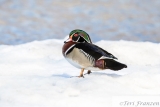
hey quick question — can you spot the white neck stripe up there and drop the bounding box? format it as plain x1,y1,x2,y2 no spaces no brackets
65,44,76,56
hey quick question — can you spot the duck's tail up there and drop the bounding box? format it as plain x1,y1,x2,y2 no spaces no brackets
104,59,127,71
95,59,127,71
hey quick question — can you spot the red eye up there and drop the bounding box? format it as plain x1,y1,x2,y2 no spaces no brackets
74,34,78,37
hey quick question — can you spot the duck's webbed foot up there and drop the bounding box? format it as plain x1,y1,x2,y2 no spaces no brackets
84,70,92,75
87,70,92,74
77,74,84,78
70,68,85,78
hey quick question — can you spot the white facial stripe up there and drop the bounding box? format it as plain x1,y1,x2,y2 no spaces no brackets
76,36,80,42
81,36,90,43
65,44,76,56
70,32,76,37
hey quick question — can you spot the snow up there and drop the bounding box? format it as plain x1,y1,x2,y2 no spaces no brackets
0,39,160,107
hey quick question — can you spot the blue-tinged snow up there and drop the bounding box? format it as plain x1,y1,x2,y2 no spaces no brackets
0,39,160,107
0,0,160,45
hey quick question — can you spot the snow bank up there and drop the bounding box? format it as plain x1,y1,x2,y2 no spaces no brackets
0,39,160,107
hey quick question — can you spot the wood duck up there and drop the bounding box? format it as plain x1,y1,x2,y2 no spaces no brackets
62,30,127,78
68,29,93,75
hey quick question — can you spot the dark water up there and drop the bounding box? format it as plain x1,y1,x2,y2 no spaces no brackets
0,0,160,45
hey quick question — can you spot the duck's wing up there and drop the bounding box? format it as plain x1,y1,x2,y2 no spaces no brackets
93,45,118,59
75,43,117,60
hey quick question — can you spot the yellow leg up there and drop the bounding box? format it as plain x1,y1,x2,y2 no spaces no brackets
78,68,85,78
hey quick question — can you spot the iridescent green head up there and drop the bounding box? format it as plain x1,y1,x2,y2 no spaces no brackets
69,29,92,43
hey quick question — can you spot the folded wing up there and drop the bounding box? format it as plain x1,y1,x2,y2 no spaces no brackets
75,43,117,60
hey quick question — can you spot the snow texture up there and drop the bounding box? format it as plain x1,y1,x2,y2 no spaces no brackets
0,39,160,107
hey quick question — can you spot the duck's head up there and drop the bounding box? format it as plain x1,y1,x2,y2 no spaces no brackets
64,29,92,43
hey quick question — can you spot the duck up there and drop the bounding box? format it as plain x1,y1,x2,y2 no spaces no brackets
62,30,127,78
68,29,93,75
